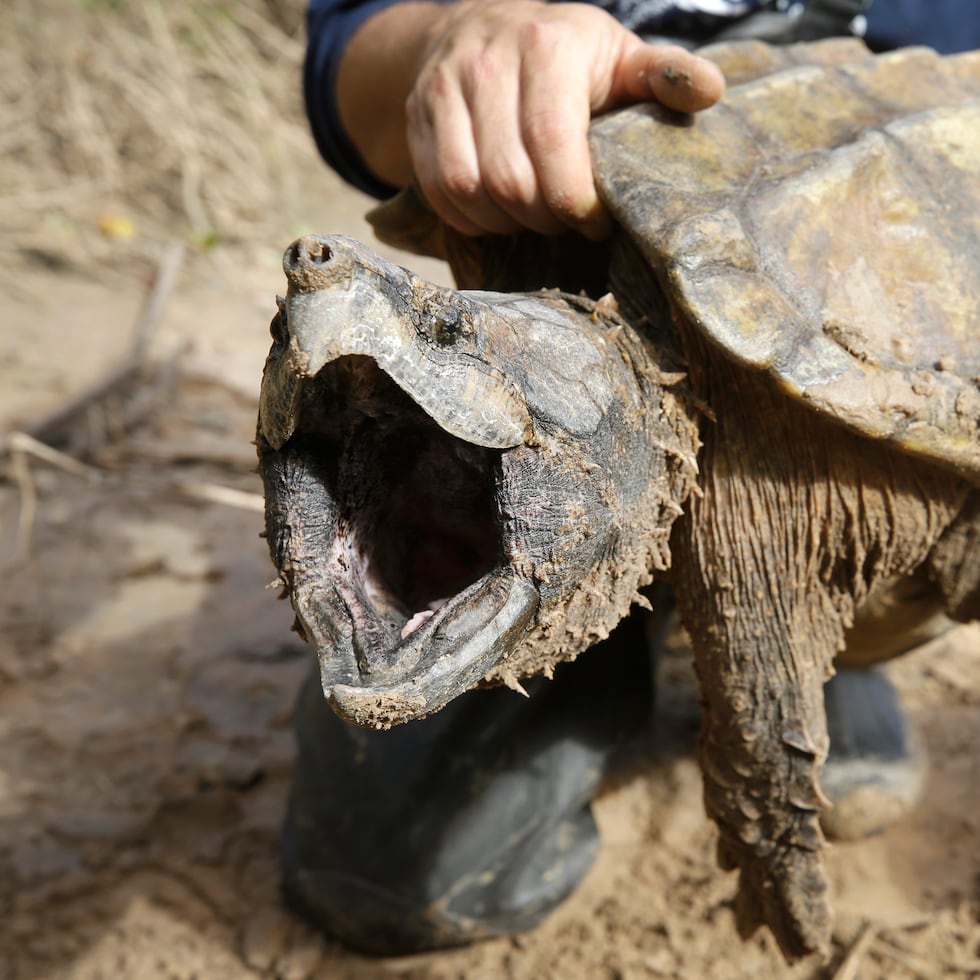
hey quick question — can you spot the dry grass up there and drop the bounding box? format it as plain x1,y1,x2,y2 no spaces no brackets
0,0,316,278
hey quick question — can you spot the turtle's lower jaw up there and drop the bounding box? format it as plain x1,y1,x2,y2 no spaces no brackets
319,569,538,728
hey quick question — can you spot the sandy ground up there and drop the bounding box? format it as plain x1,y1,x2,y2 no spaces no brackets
2,3,979,979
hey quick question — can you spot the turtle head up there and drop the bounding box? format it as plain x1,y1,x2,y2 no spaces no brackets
257,235,692,728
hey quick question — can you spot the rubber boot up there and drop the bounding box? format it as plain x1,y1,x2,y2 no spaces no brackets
821,666,926,840
822,570,953,839
281,613,654,955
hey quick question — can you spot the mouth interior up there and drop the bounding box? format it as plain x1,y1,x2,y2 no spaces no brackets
301,355,504,637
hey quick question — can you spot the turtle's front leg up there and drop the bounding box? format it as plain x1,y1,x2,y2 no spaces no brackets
668,362,846,959
672,494,840,959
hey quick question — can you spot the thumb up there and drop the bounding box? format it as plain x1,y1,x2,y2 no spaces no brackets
614,42,726,113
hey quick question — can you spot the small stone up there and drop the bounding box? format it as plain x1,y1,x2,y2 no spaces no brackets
275,933,327,980
240,907,294,972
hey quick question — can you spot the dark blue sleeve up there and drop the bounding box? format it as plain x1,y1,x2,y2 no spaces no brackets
864,0,980,54
304,0,405,199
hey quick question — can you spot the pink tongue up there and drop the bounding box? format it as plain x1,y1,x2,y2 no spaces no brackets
400,609,435,639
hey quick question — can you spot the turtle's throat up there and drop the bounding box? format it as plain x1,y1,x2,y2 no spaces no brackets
332,391,505,660
290,355,530,687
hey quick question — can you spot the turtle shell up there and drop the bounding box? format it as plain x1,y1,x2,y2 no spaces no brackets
592,43,980,479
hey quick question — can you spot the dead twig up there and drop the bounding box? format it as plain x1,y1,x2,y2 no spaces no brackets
11,360,143,456
170,479,264,512
0,241,184,459
6,433,104,481
105,436,258,471
0,242,184,566
7,432,265,520
8,445,38,564
2,432,104,567
875,936,945,980
832,921,878,980
133,241,186,358
96,346,187,453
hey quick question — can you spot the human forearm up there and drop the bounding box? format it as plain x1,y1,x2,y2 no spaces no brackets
336,1,449,188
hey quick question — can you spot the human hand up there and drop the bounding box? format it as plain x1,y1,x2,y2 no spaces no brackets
404,0,725,238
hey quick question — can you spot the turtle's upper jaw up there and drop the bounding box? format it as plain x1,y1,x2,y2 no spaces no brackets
268,235,533,452
258,235,541,727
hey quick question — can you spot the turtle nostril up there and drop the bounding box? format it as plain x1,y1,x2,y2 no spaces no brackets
285,238,333,270
284,241,302,269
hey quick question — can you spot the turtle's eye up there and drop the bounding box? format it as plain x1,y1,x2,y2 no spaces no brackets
430,310,461,346
415,296,472,347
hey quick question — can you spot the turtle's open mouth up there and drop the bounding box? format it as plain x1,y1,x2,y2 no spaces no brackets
326,356,503,640
262,351,539,727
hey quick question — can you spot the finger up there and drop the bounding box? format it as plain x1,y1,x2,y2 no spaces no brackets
615,43,726,113
466,59,567,235
406,88,484,236
519,51,612,239
407,68,519,236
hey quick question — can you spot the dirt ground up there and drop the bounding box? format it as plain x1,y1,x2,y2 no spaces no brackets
1,3,978,979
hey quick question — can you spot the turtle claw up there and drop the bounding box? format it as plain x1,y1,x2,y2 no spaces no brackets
705,736,833,960
733,848,832,961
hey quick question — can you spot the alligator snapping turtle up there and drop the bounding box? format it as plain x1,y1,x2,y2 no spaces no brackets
258,41,980,959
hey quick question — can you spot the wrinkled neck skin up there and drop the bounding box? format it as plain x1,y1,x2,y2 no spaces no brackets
257,235,697,728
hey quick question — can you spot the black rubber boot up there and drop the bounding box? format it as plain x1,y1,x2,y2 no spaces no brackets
282,613,654,955
821,666,925,841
